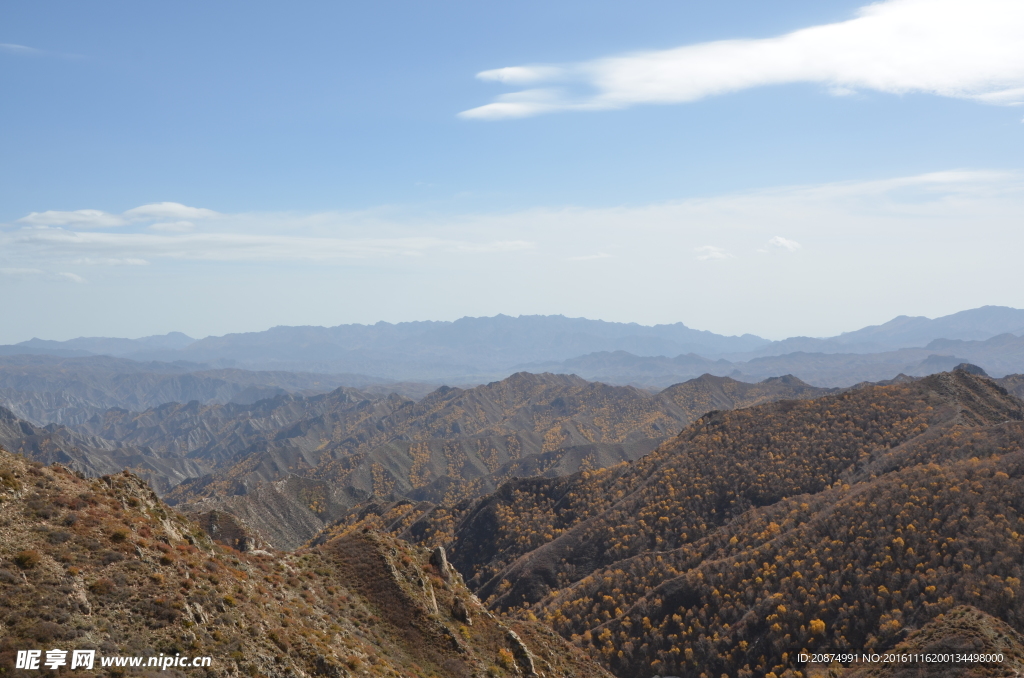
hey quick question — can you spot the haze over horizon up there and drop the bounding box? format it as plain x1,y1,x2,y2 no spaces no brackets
7,305,1024,347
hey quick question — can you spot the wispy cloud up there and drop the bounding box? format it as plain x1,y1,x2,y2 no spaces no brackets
148,221,196,233
453,240,534,254
0,43,43,56
3,228,534,264
0,267,89,284
0,42,83,60
0,267,45,277
4,171,1021,277
3,170,1024,340
72,258,149,266
18,203,219,229
461,0,1024,119
567,253,612,261
767,236,802,252
694,246,732,261
124,203,218,222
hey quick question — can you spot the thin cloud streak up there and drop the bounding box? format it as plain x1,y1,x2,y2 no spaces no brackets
4,170,1021,272
0,43,43,55
3,228,535,263
694,246,732,261
768,236,802,252
18,203,219,229
461,0,1024,119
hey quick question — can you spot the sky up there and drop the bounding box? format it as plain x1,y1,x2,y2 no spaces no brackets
2,0,1023,343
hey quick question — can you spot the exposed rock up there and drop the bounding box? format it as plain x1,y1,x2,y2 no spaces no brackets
193,509,264,552
430,545,450,580
505,628,538,677
452,597,472,625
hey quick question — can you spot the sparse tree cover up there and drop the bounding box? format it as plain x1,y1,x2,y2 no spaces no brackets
0,449,611,678
162,372,831,549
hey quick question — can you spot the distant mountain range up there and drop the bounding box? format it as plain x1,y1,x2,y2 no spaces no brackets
2,306,1024,398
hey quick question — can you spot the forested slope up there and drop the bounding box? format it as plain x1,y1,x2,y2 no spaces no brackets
341,368,1024,678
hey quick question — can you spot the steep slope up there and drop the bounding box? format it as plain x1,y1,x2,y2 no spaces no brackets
659,373,834,418
0,447,611,678
167,372,682,500
366,368,1024,678
442,373,988,605
998,374,1024,400
75,386,406,467
166,373,689,549
0,406,204,494
843,606,1024,678
0,354,383,426
164,373,830,550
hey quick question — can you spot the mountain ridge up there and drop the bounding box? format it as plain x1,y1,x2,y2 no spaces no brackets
3,307,1021,388
327,367,1024,678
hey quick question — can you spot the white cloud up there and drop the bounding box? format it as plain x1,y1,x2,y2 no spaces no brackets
123,202,219,221
72,258,149,266
477,66,562,85
149,221,197,232
694,245,732,261
1,229,535,263
3,171,1022,292
767,236,802,252
17,202,219,229
58,272,86,283
0,267,45,277
460,0,1024,119
19,209,127,229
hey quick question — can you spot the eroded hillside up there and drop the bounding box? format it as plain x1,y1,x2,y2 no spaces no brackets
0,447,610,678
163,372,830,549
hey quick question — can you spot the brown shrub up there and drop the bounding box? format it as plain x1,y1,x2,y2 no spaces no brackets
14,550,41,569
32,621,66,643
88,578,115,595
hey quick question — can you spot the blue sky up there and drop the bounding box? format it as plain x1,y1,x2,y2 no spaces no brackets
2,0,1023,343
